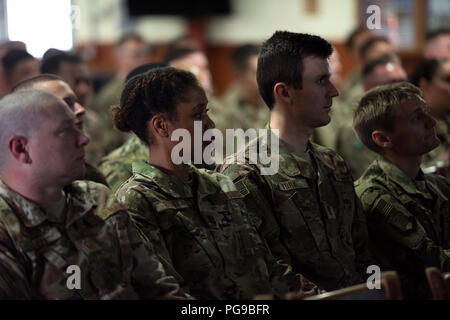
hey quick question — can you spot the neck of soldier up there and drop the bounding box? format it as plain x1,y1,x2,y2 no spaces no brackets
1,169,64,207
383,152,422,180
149,145,190,181
269,108,311,154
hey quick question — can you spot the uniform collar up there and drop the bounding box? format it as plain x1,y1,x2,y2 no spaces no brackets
377,158,432,199
132,161,194,198
261,124,321,179
132,161,221,200
0,180,95,228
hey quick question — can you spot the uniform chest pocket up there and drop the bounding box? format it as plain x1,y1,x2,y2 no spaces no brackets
160,210,223,269
331,177,356,223
274,179,310,228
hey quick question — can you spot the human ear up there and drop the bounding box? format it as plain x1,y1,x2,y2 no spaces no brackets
150,114,169,138
8,136,31,164
273,82,291,104
372,130,392,149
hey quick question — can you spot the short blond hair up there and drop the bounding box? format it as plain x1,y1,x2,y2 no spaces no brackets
353,82,424,154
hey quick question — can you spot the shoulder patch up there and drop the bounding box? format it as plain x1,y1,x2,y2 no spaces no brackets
235,180,250,197
373,198,414,234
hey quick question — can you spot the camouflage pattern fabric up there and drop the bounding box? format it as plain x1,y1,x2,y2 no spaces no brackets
83,108,108,166
116,162,318,299
98,135,148,193
215,84,269,132
217,130,374,291
0,179,185,300
335,122,378,180
355,158,450,299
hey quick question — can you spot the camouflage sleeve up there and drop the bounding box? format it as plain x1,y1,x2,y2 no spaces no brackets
114,187,187,288
98,160,134,194
359,186,450,272
0,229,32,299
88,182,189,299
352,195,377,277
105,211,190,299
219,163,293,266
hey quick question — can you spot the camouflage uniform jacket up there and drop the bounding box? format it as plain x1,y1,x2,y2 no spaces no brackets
355,159,450,298
99,135,148,193
115,162,313,299
0,180,183,299
216,84,269,132
89,76,130,154
218,130,374,291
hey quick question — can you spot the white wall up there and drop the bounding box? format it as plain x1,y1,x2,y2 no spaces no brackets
73,0,358,44
208,0,358,44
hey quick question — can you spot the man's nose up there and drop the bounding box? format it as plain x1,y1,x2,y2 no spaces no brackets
74,102,86,118
78,131,90,147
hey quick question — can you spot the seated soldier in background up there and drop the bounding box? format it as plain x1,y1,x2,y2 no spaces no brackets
114,67,319,299
90,33,151,155
353,82,450,299
218,31,375,292
98,62,167,192
339,26,374,109
336,54,407,179
423,28,450,61
218,44,268,132
0,90,186,299
11,74,108,186
0,41,26,98
40,49,106,165
411,59,450,179
1,49,39,93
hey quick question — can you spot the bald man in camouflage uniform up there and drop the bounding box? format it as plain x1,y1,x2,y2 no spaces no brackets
353,82,450,299
0,91,185,299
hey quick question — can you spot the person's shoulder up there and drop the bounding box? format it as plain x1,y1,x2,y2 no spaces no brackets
115,172,164,207
196,167,239,192
0,196,22,240
68,180,127,221
311,142,353,178
195,167,245,204
425,173,450,196
68,180,112,199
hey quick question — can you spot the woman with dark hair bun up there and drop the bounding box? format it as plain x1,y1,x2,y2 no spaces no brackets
411,59,450,177
113,66,317,300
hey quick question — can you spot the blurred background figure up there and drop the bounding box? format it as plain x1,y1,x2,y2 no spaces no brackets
1,48,39,94
362,54,408,90
359,36,398,66
41,49,105,165
163,46,214,97
423,29,450,61
0,41,26,97
335,55,408,179
329,46,344,91
90,32,151,155
339,26,374,106
217,43,268,133
411,58,450,179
